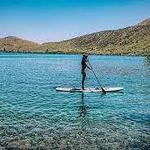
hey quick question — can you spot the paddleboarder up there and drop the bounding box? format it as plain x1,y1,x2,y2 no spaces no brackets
81,54,91,90
56,54,122,93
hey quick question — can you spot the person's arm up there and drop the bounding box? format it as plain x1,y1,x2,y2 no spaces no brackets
86,61,92,70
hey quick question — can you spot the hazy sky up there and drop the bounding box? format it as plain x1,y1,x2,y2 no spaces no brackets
0,0,150,43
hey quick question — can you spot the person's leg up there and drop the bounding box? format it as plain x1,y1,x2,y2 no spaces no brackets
82,73,86,90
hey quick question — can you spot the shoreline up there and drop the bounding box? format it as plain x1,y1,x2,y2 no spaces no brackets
0,50,149,57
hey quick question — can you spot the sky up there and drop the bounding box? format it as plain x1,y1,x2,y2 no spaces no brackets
0,0,150,43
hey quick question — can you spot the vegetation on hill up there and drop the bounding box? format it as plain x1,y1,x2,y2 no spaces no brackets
0,19,150,55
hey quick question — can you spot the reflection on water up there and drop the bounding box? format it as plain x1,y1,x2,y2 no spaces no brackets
78,92,88,118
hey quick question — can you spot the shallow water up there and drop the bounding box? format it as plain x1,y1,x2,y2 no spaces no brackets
0,53,149,149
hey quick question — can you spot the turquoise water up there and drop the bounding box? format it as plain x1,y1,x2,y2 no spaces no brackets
0,53,149,149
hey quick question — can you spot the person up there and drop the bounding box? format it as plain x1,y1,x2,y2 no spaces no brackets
81,54,91,90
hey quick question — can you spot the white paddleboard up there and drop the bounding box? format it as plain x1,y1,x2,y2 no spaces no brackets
56,87,123,93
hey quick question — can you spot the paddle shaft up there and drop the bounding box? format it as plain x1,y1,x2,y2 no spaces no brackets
88,62,106,93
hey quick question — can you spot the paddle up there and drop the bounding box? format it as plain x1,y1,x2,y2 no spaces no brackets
88,62,106,94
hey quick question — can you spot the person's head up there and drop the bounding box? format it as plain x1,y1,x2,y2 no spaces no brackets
83,54,88,59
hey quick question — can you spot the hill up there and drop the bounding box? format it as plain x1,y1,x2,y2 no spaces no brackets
0,36,40,52
0,19,150,55
39,18,150,55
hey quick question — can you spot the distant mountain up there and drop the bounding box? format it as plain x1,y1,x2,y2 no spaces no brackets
0,19,150,55
0,36,40,52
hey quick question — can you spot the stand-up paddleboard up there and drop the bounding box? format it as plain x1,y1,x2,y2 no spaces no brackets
56,87,123,93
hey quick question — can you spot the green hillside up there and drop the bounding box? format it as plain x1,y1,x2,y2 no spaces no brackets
39,19,150,55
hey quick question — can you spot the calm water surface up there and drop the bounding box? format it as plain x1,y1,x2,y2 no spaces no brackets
0,53,149,149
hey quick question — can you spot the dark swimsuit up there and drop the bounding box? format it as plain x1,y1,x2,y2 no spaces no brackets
81,57,87,75
81,56,88,89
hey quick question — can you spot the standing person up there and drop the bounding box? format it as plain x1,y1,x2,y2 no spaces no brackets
81,54,91,90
